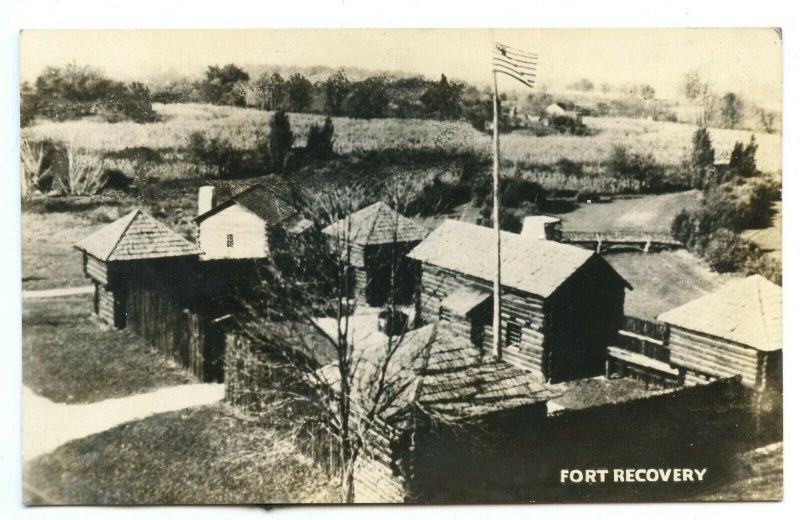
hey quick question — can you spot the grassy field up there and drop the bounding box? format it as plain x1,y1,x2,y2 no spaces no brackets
558,190,703,234
24,403,336,504
22,103,782,174
23,294,194,403
21,207,135,290
606,250,730,319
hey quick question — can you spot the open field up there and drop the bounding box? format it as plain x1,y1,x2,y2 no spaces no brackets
559,190,703,233
24,403,336,504
605,250,730,319
21,208,134,290
23,294,194,403
23,103,782,174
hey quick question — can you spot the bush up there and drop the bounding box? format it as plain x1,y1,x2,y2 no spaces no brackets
306,116,336,161
269,111,294,174
59,148,108,195
702,230,759,273
186,131,246,178
607,145,664,192
406,176,471,216
555,158,583,177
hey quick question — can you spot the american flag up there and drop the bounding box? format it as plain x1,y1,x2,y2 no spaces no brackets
492,42,537,88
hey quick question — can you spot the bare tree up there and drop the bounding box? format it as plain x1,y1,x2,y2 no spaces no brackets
231,183,437,502
682,70,715,127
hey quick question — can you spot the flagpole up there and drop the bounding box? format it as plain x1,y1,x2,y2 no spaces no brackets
491,71,502,359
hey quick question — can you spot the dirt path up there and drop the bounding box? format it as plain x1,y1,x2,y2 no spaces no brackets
23,383,225,461
22,286,94,299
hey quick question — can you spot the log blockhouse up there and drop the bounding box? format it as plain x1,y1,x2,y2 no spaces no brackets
408,219,632,383
75,209,229,382
322,202,426,307
657,275,782,393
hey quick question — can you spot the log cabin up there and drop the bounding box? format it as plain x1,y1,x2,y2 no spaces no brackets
657,275,782,392
407,219,632,383
194,177,311,260
322,202,426,306
75,209,229,381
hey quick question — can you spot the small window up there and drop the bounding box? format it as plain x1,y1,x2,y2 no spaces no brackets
226,234,234,247
439,306,453,322
506,321,522,347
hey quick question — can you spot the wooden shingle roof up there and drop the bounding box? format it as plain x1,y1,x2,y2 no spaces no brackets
324,323,551,425
75,209,201,261
409,219,630,298
657,275,782,352
194,177,298,225
322,202,426,246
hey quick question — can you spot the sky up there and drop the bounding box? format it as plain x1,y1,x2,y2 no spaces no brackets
20,28,782,110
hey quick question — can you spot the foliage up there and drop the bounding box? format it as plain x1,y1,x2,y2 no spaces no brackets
187,131,246,178
460,85,494,132
59,147,108,195
323,70,351,116
607,145,664,192
685,127,715,189
269,111,295,174
20,139,55,197
568,78,594,92
27,64,157,123
306,116,336,161
420,74,465,120
286,73,313,113
727,135,760,180
555,158,583,177
254,72,287,111
719,92,744,129
200,64,250,106
346,77,389,119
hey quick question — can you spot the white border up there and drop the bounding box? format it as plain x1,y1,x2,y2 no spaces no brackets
2,1,797,519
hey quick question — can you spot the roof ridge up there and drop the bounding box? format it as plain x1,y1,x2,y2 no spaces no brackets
107,209,141,260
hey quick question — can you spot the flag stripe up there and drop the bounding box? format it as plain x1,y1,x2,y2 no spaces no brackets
493,52,538,68
492,56,537,74
492,64,536,82
496,43,538,59
494,48,539,62
493,42,537,88
493,68,534,88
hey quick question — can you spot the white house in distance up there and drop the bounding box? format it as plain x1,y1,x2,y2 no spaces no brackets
194,177,310,260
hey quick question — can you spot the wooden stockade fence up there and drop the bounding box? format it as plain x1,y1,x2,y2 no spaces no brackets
616,315,670,362
562,230,683,254
126,280,224,382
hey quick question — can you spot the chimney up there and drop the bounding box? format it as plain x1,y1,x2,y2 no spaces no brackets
520,216,562,241
198,186,216,216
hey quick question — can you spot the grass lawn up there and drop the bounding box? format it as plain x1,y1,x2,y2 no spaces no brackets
558,190,703,234
23,294,194,403
605,250,730,319
23,403,337,505
741,200,782,260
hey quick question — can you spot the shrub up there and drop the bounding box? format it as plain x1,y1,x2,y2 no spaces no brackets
701,230,758,273
186,131,246,178
607,145,664,192
306,116,336,161
728,136,759,179
20,140,54,197
59,148,108,195
269,111,294,174
555,158,583,177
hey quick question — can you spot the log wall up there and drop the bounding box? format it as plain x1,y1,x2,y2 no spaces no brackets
669,326,760,388
419,263,547,376
125,277,224,382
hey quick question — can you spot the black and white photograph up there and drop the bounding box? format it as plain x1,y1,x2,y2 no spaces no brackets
15,25,784,506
